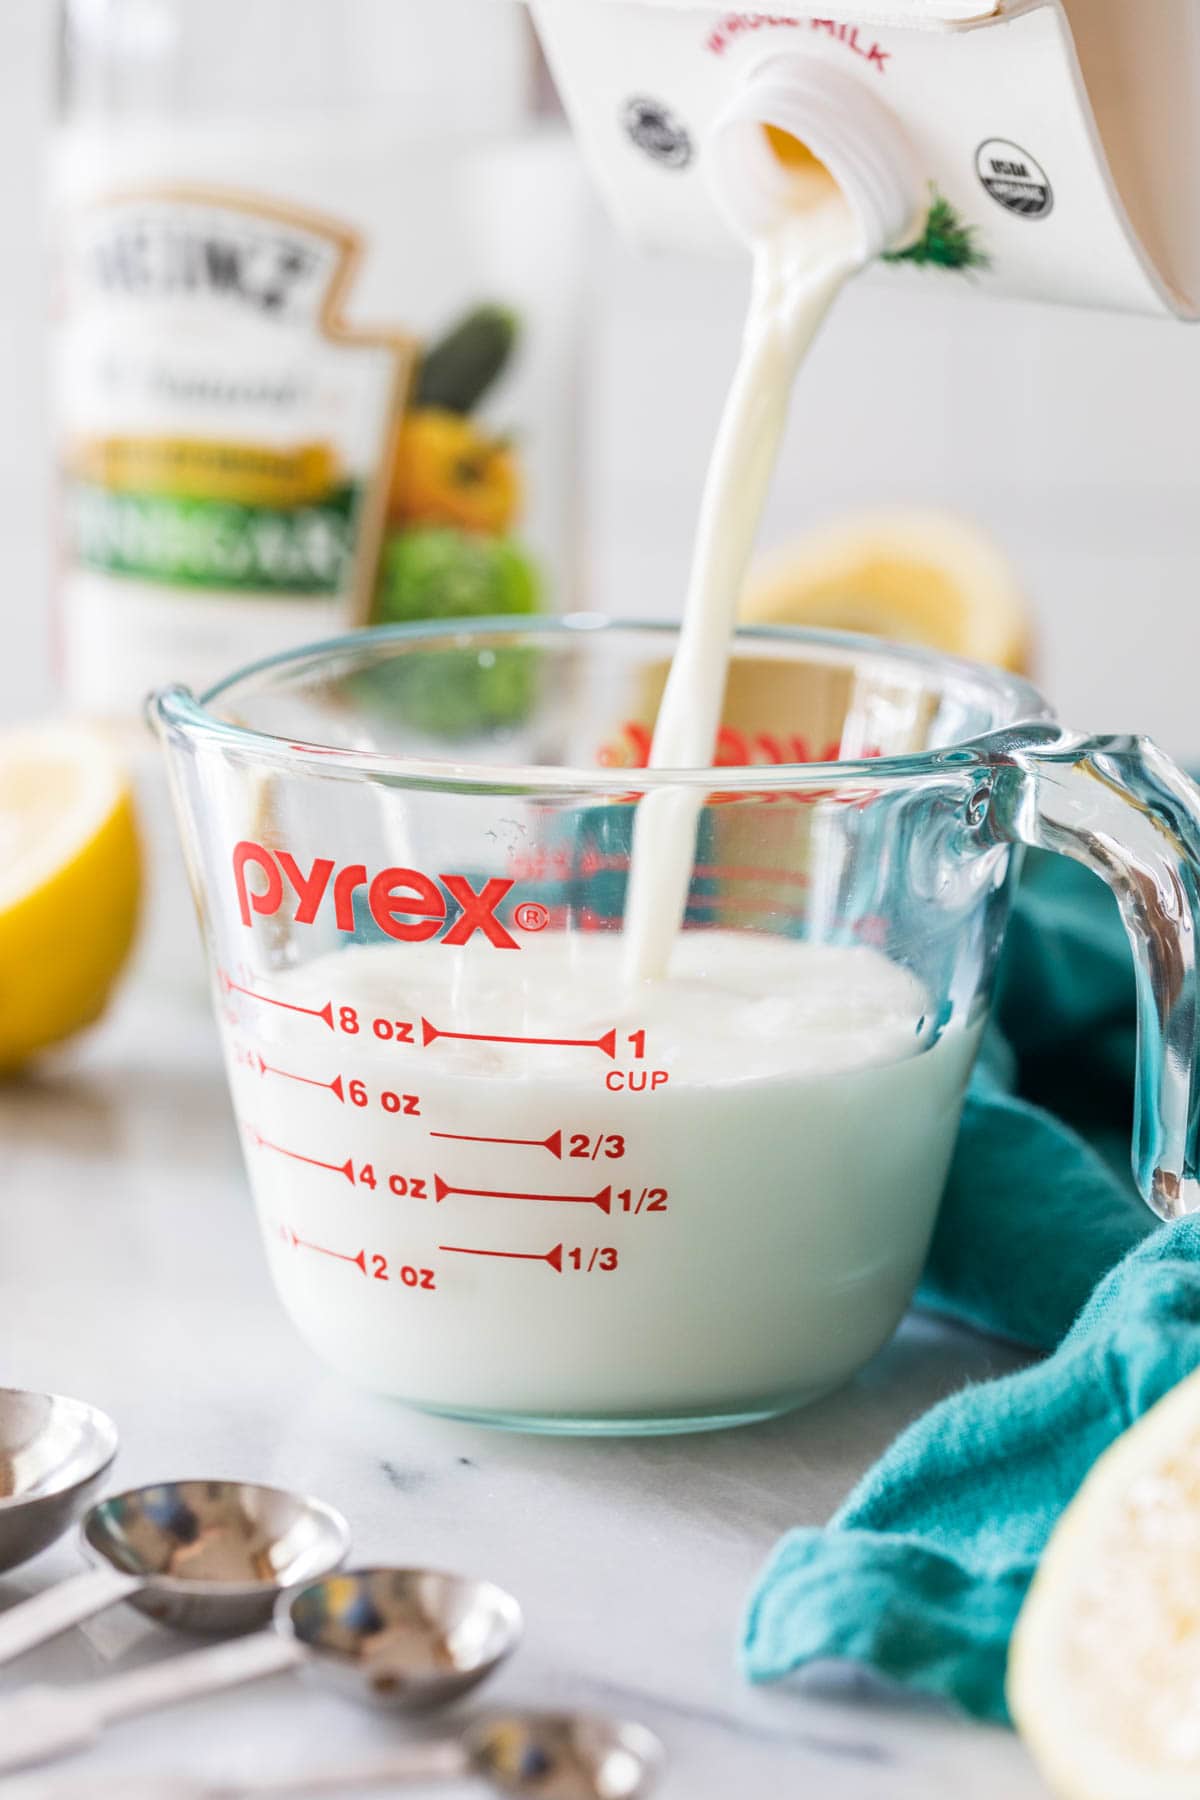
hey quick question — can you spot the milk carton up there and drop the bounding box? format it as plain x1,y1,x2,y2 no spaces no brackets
529,0,1200,317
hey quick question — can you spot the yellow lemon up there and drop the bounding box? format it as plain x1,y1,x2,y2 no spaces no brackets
0,723,141,1073
741,507,1033,674
1008,1365,1200,1799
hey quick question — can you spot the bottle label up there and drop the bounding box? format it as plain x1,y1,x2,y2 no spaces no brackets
55,174,549,715
56,188,413,679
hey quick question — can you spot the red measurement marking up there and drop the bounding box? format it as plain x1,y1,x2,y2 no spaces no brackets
220,969,334,1030
256,1055,345,1102
439,1242,564,1273
421,1018,617,1059
245,1125,354,1183
429,1128,563,1159
287,1228,366,1273
434,1175,611,1213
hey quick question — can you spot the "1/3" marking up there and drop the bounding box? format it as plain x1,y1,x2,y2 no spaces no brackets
438,1242,619,1274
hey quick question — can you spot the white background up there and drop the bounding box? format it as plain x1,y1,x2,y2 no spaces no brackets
3,0,1200,757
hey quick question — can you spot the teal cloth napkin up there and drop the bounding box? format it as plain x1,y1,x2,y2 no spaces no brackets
743,852,1200,1721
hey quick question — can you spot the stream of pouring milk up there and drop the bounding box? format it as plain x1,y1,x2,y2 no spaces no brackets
623,187,863,980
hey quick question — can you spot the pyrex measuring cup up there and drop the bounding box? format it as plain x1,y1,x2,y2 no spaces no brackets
151,619,1200,1433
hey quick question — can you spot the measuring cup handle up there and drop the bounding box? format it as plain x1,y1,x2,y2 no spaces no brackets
987,732,1200,1219
0,1562,141,1667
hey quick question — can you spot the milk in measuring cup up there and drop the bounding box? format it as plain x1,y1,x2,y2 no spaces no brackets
223,933,977,1423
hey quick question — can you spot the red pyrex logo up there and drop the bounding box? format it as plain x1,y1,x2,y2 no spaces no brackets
233,840,530,949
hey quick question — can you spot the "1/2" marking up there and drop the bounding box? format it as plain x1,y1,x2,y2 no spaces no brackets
433,1175,612,1212
617,1187,668,1214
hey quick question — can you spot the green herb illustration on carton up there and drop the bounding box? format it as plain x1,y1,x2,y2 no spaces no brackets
883,188,990,272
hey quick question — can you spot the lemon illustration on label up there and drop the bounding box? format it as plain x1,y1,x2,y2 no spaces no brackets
1009,1364,1200,1798
0,723,141,1072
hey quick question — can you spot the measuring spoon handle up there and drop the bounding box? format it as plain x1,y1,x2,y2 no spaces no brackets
229,1741,469,1794
0,1563,142,1667
0,1633,303,1777
8,1739,470,1797
91,1629,303,1727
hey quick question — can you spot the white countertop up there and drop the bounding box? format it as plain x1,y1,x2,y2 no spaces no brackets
0,979,1055,1799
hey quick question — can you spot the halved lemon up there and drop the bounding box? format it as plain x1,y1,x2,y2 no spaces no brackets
1008,1365,1200,1798
0,722,141,1073
741,507,1032,673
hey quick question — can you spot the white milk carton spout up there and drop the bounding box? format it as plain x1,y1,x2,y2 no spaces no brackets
528,0,1200,318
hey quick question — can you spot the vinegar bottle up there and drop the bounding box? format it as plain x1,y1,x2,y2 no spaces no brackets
53,0,586,715
52,0,586,982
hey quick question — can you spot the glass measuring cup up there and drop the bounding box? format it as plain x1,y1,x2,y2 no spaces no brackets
151,619,1200,1433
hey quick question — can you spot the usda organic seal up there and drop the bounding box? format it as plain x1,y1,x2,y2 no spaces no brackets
976,139,1053,219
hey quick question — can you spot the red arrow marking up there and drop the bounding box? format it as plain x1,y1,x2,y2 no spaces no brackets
439,1242,564,1273
257,1056,345,1102
220,970,334,1030
245,1126,354,1183
434,1175,610,1213
288,1229,366,1273
429,1129,563,1159
421,1018,616,1059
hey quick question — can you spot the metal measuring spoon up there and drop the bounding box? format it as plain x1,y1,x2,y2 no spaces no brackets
0,1567,522,1777
233,1714,664,1797
0,1479,349,1666
457,1712,664,1798
18,1711,665,1799
0,1388,118,1575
